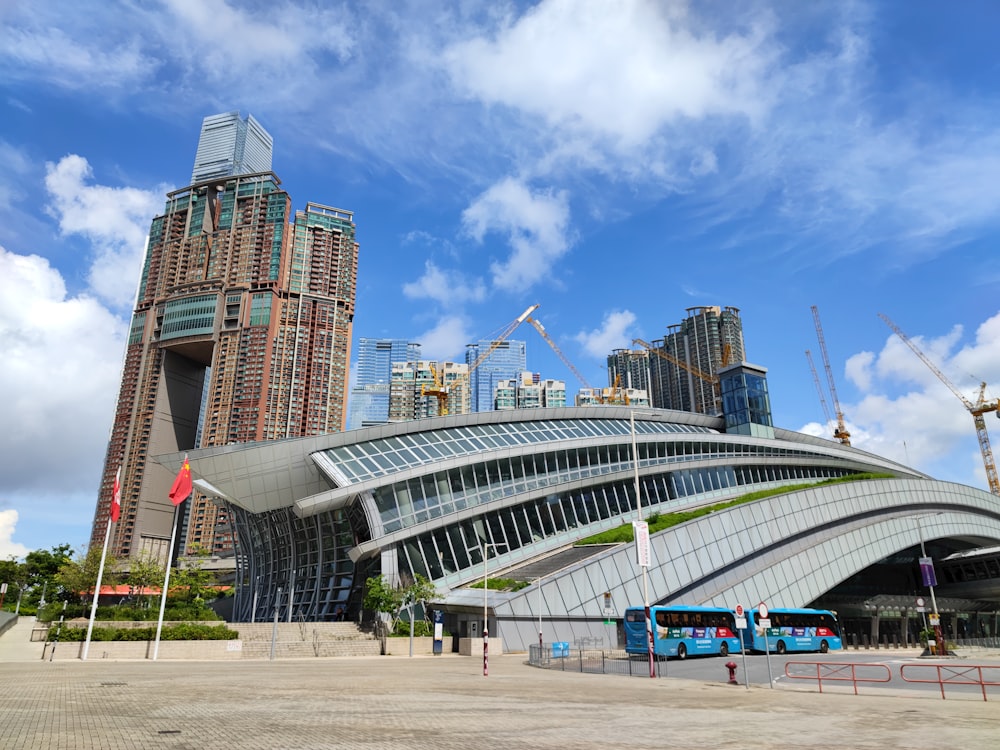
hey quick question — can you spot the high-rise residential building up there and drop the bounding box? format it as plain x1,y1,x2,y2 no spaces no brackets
648,306,745,415
348,338,422,429
90,114,358,563
388,360,470,421
191,111,273,184
465,340,527,413
495,373,567,410
607,348,650,393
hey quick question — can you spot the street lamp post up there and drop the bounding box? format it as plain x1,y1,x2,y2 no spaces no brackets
915,515,945,655
630,410,656,678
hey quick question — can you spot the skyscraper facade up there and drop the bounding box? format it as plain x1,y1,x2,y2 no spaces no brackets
465,340,527,413
348,339,421,429
607,348,650,393
91,114,358,563
648,306,745,415
191,111,273,184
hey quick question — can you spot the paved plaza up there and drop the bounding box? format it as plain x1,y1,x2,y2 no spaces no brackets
2,618,998,749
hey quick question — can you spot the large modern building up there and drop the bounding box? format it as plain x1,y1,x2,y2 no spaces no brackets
465,340,527,413
190,111,273,184
649,305,746,415
161,398,1000,652
91,113,358,563
348,339,422,429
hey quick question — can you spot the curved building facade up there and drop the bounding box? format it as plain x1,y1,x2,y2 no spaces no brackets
170,407,1000,650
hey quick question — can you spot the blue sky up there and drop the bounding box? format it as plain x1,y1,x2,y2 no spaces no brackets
1,0,998,559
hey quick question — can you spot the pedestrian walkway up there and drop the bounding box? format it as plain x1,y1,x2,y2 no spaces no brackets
0,616,46,662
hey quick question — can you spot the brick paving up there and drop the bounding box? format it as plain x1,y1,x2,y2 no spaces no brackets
2,617,998,749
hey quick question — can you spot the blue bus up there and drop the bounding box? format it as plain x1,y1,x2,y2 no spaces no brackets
624,605,742,660
740,608,842,654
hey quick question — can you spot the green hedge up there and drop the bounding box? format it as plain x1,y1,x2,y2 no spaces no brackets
48,623,239,642
38,602,222,624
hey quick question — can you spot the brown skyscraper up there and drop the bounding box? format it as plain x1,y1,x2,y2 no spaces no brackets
90,115,357,563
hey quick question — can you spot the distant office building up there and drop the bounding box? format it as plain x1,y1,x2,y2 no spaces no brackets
574,387,649,407
389,361,470,421
90,113,357,563
648,306,745,415
348,339,422,429
465,340,527,413
607,348,650,393
191,111,273,184
495,372,566,409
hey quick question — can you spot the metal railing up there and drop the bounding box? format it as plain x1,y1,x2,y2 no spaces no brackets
529,645,667,678
784,661,891,695
900,663,1000,701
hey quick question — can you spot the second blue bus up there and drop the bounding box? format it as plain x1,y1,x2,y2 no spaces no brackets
740,608,842,654
624,605,742,659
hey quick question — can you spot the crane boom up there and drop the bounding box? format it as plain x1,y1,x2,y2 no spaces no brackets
810,306,851,446
879,313,1000,495
527,316,591,390
805,349,833,426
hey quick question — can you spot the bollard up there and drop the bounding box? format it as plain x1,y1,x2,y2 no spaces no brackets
725,661,738,685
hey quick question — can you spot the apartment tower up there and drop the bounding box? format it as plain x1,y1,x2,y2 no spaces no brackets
648,306,746,415
90,113,358,563
347,338,422,429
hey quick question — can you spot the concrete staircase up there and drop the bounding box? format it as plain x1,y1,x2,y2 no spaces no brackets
233,621,382,659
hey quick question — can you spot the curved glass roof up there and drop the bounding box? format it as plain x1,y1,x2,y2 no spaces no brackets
315,417,715,486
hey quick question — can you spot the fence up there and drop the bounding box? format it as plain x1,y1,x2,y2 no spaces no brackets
529,644,668,678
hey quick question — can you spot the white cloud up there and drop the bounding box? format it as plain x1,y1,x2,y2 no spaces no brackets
462,177,572,291
574,310,638,359
0,246,126,501
0,510,30,560
44,155,162,309
816,310,1000,490
402,261,487,305
416,315,476,362
444,0,774,148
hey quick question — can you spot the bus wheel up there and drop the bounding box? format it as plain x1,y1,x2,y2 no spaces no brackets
719,642,729,657
677,643,687,660
776,640,786,655
820,640,829,654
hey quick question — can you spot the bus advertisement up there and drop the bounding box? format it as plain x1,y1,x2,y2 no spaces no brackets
740,608,842,654
624,605,742,660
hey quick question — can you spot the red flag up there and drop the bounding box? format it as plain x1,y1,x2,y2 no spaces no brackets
168,456,192,505
110,467,122,522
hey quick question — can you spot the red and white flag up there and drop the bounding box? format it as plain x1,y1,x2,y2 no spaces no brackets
168,455,193,505
110,467,122,522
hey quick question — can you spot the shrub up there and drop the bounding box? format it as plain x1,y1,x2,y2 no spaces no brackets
48,623,238,642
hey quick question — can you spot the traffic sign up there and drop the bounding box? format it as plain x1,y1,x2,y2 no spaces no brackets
758,602,768,619
734,603,744,618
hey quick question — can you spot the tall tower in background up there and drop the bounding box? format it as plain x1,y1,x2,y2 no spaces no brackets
464,340,527,413
607,348,650,393
649,306,745,415
90,113,358,563
191,111,273,184
348,338,422,429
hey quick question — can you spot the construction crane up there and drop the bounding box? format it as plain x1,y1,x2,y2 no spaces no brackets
810,306,851,446
632,337,720,414
423,304,539,416
879,313,1000,496
805,349,834,428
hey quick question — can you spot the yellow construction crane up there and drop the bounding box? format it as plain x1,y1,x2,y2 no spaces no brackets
810,306,851,446
631,337,720,414
423,304,539,416
805,349,834,428
879,313,1000,496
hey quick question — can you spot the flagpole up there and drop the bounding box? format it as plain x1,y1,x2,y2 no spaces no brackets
153,454,192,661
81,520,112,661
83,466,120,661
152,503,180,661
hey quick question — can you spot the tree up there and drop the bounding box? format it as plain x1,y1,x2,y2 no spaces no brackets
24,544,73,602
363,573,437,633
54,546,118,604
125,554,166,609
0,557,27,611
